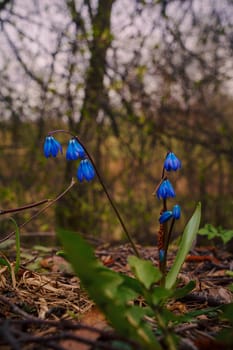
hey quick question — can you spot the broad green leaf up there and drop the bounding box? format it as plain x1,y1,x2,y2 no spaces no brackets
151,286,172,305
57,229,161,350
120,273,144,295
95,268,124,299
114,285,139,304
221,230,233,244
125,306,162,349
165,202,201,289
128,256,162,289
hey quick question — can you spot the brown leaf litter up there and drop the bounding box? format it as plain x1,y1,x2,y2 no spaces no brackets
0,241,232,349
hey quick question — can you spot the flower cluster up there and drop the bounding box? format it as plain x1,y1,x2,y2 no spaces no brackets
156,152,182,229
43,135,95,182
156,152,182,200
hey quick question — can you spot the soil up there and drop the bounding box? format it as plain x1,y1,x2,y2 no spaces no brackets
0,238,232,349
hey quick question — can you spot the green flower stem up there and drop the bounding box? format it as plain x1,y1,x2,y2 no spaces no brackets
155,312,177,350
164,218,175,255
49,130,140,258
159,198,167,269
160,218,175,286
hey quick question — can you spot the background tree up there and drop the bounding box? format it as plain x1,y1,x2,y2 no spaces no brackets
0,0,232,242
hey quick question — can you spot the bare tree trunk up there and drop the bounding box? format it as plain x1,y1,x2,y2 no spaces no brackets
79,0,115,140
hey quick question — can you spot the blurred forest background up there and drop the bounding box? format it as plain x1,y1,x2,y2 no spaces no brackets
0,0,232,243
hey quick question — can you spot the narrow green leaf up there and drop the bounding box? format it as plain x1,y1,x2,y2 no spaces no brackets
221,303,233,324
9,218,21,275
0,257,11,270
165,203,201,289
171,280,196,299
128,256,162,289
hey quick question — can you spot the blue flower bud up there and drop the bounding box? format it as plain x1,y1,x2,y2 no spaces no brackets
159,211,173,224
156,179,176,200
66,138,85,160
164,152,181,172
159,249,165,262
172,204,181,220
77,159,95,182
43,136,62,158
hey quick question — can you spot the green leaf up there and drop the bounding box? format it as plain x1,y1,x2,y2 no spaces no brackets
0,257,11,270
125,306,162,348
9,217,20,275
151,286,172,305
221,303,233,324
120,273,144,295
95,267,124,299
171,281,196,299
221,230,233,244
198,224,233,244
57,229,162,350
165,203,201,289
178,306,222,323
128,256,162,289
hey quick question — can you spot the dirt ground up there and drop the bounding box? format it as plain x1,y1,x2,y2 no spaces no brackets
0,239,233,349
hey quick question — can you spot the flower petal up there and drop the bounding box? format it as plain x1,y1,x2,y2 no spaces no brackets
159,211,173,224
172,204,181,220
164,152,181,172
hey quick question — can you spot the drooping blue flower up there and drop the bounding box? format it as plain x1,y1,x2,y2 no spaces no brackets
66,138,85,160
159,210,173,224
164,152,181,172
77,159,95,182
159,249,165,262
156,179,176,200
44,136,62,158
172,204,181,220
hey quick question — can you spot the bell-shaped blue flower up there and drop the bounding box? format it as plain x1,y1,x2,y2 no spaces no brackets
44,136,62,158
66,138,85,160
156,179,176,200
164,152,181,171
159,210,173,224
77,159,95,182
172,204,181,220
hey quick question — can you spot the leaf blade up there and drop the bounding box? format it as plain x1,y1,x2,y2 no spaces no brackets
165,202,201,289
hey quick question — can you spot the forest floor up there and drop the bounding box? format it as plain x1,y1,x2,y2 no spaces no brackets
0,237,233,350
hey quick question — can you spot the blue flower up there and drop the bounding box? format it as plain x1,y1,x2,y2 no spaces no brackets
164,152,181,171
172,204,181,220
77,159,95,182
156,179,176,200
159,249,165,262
66,138,85,160
159,210,173,224
44,136,62,158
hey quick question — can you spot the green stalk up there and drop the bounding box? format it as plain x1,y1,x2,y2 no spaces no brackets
49,129,140,257
155,311,177,350
9,218,20,275
160,217,175,286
